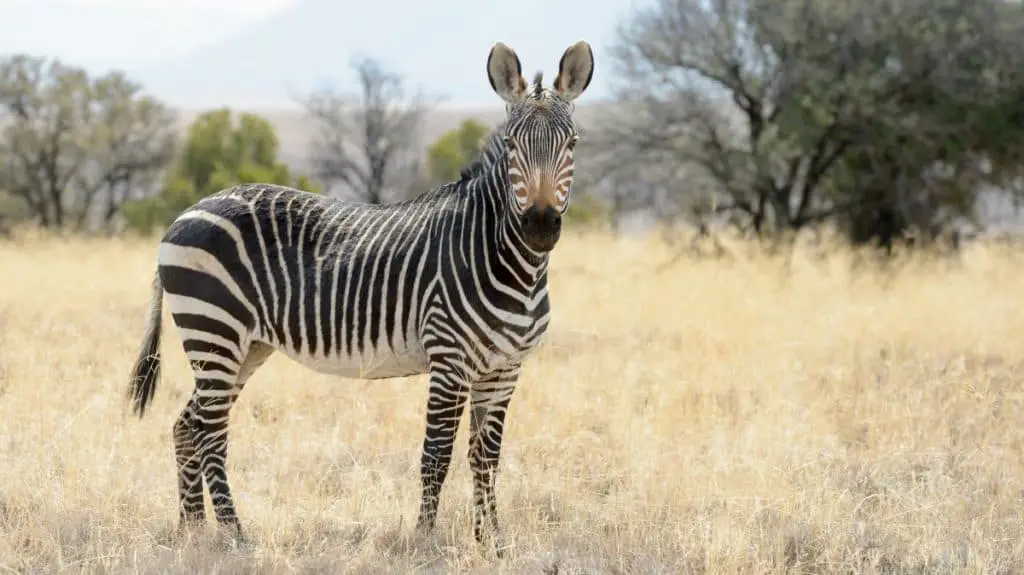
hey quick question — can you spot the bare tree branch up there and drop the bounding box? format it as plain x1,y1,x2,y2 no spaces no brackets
589,0,1024,245
298,57,437,204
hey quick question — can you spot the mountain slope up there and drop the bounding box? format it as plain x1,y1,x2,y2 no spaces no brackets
132,0,627,108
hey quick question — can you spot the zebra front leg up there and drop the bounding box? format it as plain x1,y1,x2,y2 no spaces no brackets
173,392,205,531
468,368,518,556
415,364,470,533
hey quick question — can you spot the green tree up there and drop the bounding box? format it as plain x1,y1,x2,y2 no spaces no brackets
599,0,1024,249
123,108,320,233
562,189,611,230
426,119,489,186
0,54,177,232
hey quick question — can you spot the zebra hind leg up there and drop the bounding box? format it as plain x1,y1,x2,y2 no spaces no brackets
173,392,205,535
186,341,274,545
467,370,518,557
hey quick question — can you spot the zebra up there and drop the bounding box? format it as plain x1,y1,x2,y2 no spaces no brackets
125,40,594,553
459,120,508,181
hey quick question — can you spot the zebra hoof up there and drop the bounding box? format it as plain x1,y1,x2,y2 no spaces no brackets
230,528,252,550
213,521,251,550
475,529,508,559
414,516,436,534
232,535,254,551
490,536,511,560
171,518,206,545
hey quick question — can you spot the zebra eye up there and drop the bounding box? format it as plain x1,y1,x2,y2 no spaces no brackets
502,136,514,148
567,135,579,149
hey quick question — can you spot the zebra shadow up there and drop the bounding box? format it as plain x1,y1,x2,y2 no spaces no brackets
152,514,505,566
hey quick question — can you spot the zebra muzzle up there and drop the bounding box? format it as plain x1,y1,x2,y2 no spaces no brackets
521,205,562,252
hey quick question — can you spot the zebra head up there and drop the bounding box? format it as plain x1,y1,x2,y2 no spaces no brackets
486,40,594,253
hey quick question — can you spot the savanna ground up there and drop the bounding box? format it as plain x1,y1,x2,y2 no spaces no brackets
1,229,1024,574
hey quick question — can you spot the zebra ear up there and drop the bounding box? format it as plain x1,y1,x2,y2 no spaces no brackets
487,42,527,104
553,40,594,102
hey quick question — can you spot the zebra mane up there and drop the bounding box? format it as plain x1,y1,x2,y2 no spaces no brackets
458,158,486,182
532,71,544,99
458,123,507,182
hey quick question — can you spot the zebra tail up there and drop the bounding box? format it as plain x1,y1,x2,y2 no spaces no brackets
127,271,164,418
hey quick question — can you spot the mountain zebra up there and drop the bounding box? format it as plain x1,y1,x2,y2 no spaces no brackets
126,40,594,553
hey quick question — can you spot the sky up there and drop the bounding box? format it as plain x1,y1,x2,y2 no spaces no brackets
0,0,645,109
2,0,295,68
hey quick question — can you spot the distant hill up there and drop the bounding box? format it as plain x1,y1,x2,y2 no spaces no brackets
132,0,627,108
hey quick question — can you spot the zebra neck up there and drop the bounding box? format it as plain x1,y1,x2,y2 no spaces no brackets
496,209,547,278
467,160,549,293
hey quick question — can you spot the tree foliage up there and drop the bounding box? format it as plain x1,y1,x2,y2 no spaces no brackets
122,108,319,233
0,54,177,231
562,191,612,230
299,57,433,204
426,119,489,187
598,0,1024,248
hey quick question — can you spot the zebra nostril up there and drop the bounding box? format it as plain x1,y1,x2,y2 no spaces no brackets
522,207,540,231
522,207,560,234
545,208,561,230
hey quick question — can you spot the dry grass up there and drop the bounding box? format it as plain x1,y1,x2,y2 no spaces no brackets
2,229,1024,574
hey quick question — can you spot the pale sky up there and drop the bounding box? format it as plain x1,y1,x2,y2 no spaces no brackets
2,0,300,68
1,0,645,107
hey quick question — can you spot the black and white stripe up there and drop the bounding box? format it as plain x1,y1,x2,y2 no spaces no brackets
126,40,595,554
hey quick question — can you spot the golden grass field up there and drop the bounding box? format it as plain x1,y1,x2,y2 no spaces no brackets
2,229,1024,574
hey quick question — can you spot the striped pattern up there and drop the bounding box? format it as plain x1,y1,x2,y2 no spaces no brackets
504,100,579,215
126,41,593,554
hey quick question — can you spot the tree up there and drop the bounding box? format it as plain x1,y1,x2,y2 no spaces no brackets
0,54,177,231
425,119,489,187
122,108,319,233
562,190,612,231
299,57,433,204
820,0,1024,248
597,0,1024,247
0,188,27,237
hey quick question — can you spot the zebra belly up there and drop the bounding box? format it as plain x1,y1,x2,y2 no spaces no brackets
267,339,430,380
